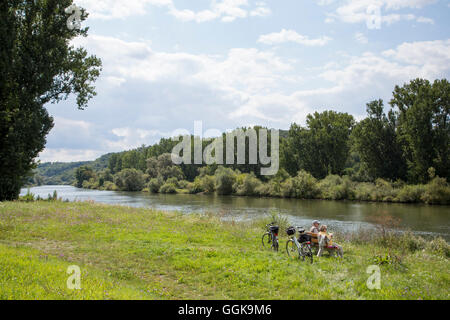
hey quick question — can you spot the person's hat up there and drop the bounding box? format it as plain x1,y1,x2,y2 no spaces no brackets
312,220,320,225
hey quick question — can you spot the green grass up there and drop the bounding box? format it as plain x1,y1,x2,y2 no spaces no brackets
0,201,448,300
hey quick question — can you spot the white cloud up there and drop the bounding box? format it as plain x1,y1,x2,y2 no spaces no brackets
42,35,450,162
354,32,368,44
76,0,270,22
73,35,296,95
38,148,105,162
247,39,450,124
250,2,271,17
416,16,434,24
258,29,332,46
318,0,437,26
76,0,171,20
299,39,450,100
382,39,450,67
41,34,302,161
108,127,170,150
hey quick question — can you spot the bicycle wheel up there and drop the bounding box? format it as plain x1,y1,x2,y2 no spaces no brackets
262,233,272,249
286,239,299,259
301,244,314,264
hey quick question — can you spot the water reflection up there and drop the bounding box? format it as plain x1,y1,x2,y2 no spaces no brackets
20,185,450,240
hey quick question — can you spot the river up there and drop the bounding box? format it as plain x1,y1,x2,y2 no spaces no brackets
20,185,450,240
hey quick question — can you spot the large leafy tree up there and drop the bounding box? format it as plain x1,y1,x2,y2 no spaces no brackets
283,111,355,179
352,100,406,181
114,168,145,192
0,0,101,200
75,165,96,188
146,153,185,181
390,79,449,183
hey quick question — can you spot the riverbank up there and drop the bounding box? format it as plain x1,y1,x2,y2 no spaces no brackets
76,169,450,205
1,201,449,299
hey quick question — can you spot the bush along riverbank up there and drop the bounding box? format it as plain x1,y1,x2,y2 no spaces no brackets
0,201,449,299
77,163,450,205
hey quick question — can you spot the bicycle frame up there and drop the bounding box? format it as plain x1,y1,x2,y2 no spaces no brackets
287,226,312,259
271,232,278,248
264,222,279,251
290,234,303,254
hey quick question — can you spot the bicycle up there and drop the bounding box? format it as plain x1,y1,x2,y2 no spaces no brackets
285,226,313,263
262,222,279,251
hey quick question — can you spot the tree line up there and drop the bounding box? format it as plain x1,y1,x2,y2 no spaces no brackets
75,79,450,205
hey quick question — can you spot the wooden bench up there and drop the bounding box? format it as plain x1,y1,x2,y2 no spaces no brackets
306,232,339,256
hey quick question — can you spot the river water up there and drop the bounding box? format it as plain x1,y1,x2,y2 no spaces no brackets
20,185,450,240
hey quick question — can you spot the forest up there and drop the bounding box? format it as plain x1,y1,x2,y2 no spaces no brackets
31,79,450,205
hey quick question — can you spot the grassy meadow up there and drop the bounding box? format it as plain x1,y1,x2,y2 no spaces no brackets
0,201,448,300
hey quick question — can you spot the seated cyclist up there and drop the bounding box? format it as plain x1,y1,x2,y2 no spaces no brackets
310,220,320,234
317,225,343,258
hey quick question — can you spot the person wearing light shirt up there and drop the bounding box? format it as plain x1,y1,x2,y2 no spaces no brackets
317,225,343,258
310,220,320,233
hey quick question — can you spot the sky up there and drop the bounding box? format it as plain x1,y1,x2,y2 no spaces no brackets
40,0,450,162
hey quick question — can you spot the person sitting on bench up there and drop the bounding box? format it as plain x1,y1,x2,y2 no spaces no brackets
310,220,320,233
317,225,343,258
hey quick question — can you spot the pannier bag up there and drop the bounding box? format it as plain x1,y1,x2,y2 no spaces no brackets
269,226,279,235
286,226,296,236
298,233,311,243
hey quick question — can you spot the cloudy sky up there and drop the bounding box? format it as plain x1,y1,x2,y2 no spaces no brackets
41,0,450,162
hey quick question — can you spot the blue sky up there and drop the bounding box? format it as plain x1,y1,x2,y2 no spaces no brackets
41,0,450,162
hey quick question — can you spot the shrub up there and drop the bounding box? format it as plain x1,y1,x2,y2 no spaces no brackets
421,177,450,205
289,170,319,199
103,181,118,191
397,232,427,253
318,175,354,200
114,169,145,191
215,167,236,195
166,177,179,188
268,180,283,197
257,211,290,235
48,190,59,201
354,182,375,201
148,177,163,193
375,178,396,202
392,179,406,189
142,173,150,183
187,175,215,194
198,165,218,177
160,182,177,194
19,189,35,202
395,184,426,203
255,182,272,197
273,168,291,182
427,237,450,257
280,178,294,198
82,178,98,190
266,168,290,197
235,173,261,196
177,180,189,189
188,177,204,194
200,175,215,193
